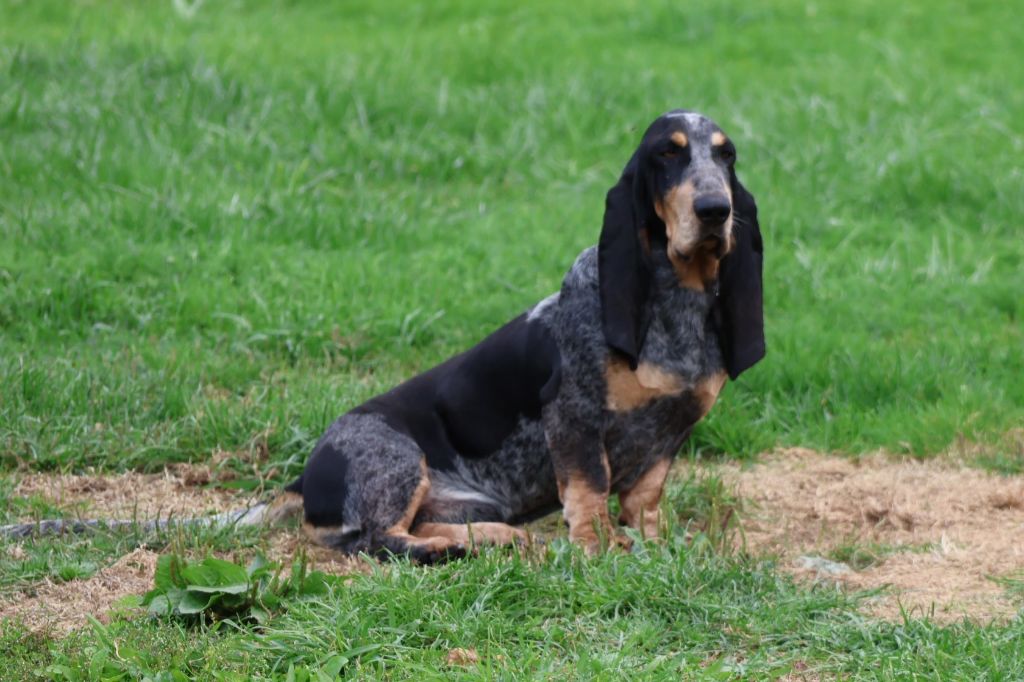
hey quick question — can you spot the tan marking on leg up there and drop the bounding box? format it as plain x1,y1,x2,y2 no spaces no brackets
606,358,684,411
670,131,688,147
413,522,528,547
301,459,467,560
558,456,624,555
386,532,461,555
385,458,430,536
374,461,466,559
711,131,727,146
619,458,672,540
263,490,303,525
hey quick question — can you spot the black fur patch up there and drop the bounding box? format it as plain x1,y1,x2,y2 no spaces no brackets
355,314,562,470
299,441,350,527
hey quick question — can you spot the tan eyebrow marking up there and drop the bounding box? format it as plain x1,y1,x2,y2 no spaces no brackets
711,131,727,146
670,131,688,147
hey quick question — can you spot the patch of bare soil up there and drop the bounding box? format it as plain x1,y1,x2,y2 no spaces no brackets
718,448,1024,622
12,464,246,522
0,547,159,634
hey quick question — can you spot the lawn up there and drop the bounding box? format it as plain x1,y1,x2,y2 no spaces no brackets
1,0,1022,678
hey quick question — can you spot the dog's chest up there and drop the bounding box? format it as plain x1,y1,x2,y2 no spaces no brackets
604,360,725,416
602,290,726,481
602,363,725,491
604,286,725,415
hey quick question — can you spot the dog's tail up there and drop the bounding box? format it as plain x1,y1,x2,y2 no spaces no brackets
0,478,306,540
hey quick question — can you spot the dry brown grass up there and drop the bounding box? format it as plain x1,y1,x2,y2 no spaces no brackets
717,448,1024,622
12,464,246,522
0,547,158,634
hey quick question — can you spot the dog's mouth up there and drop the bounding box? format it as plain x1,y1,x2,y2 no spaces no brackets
701,233,727,255
673,234,729,262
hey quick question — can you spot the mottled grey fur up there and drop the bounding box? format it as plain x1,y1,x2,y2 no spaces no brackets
538,246,722,497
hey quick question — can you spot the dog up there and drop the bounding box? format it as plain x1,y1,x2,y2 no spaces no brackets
274,110,765,563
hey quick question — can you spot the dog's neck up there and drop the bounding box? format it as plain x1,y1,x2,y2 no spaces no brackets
636,253,723,375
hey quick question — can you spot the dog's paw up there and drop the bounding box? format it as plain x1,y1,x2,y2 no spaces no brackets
576,531,632,557
413,542,467,565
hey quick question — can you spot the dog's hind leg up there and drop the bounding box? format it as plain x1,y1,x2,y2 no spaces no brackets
412,521,528,548
370,460,468,564
300,414,466,563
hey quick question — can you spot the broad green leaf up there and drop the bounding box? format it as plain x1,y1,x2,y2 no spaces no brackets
180,557,249,594
286,665,310,682
152,554,177,592
176,589,214,615
141,587,163,608
321,654,347,677
146,594,171,616
151,552,184,589
218,593,249,611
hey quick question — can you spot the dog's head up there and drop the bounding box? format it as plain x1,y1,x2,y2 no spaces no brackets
599,110,765,379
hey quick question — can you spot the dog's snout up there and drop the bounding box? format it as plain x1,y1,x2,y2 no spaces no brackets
693,194,731,227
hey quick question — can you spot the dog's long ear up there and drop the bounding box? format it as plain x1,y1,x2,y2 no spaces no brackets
599,151,650,369
716,173,766,379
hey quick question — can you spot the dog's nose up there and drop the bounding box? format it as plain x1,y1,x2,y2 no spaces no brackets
693,194,732,227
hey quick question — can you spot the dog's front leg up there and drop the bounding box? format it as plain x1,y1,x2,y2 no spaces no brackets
557,457,618,555
546,420,625,555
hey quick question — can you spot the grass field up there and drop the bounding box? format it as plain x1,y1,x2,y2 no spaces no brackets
1,0,1023,678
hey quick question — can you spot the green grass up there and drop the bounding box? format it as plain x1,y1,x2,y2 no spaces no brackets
2,0,1023,678
2,0,1022,474
5,539,1024,680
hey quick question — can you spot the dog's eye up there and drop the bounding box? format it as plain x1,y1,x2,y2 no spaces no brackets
659,148,680,159
718,145,737,164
